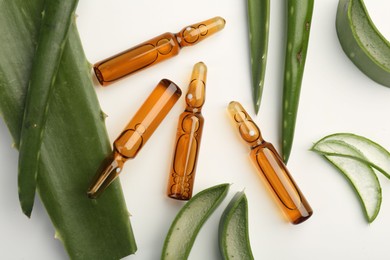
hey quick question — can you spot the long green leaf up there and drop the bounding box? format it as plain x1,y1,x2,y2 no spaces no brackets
281,0,314,162
18,0,79,218
0,0,137,258
247,0,270,114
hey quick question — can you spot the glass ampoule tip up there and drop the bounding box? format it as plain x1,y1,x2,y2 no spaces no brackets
227,101,263,146
178,16,226,48
228,101,248,122
87,153,123,199
186,62,207,109
191,62,207,81
197,16,226,40
210,16,226,31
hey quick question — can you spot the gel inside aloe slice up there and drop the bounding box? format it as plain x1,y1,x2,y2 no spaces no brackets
161,183,230,260
336,0,390,87
219,191,254,260
312,133,390,178
312,133,385,222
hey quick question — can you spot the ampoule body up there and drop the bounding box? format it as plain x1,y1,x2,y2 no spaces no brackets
88,79,182,198
94,17,225,86
167,62,207,200
228,101,313,224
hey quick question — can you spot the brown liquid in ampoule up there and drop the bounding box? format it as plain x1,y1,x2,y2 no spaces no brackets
87,79,182,198
167,62,207,200
227,101,313,224
93,17,225,86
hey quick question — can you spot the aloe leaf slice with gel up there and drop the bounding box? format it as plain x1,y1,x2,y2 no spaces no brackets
312,133,390,179
312,137,382,222
162,184,230,260
219,191,254,260
336,0,390,87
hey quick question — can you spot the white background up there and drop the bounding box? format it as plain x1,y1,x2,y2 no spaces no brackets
1,0,390,259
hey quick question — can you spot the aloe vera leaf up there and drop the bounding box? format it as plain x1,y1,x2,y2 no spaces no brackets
219,191,254,260
0,0,44,140
319,143,382,223
282,0,314,163
0,1,137,259
336,0,390,87
162,184,230,260
247,0,270,114
312,133,390,179
18,0,79,218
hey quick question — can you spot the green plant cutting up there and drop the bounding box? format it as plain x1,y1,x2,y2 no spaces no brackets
162,184,230,260
219,191,254,260
282,0,315,163
0,0,136,258
312,133,390,178
18,0,79,218
246,0,315,161
247,0,270,114
336,0,390,87
162,184,255,260
312,133,390,222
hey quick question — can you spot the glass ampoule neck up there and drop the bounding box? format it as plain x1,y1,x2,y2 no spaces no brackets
185,106,202,113
250,138,265,150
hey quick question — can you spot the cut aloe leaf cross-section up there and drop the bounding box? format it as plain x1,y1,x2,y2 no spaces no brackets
219,191,254,260
336,0,390,87
162,183,230,260
325,156,381,222
312,133,390,179
312,135,383,222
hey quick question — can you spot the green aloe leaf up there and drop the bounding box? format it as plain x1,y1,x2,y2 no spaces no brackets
336,0,390,87
247,0,270,114
18,0,79,218
312,133,390,179
0,0,137,259
312,140,381,223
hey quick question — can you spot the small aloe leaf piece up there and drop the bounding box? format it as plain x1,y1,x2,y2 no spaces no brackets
247,0,270,114
336,0,390,87
312,138,382,223
219,191,254,260
162,184,230,260
18,0,79,217
0,0,137,258
312,133,390,179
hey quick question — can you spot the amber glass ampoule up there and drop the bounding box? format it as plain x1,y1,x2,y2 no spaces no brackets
167,62,207,200
93,16,225,86
227,101,313,224
87,79,182,198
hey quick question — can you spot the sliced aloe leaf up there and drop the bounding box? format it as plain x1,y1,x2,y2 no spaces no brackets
336,0,390,87
313,140,381,222
312,133,390,179
162,184,230,260
219,191,254,260
0,0,136,258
